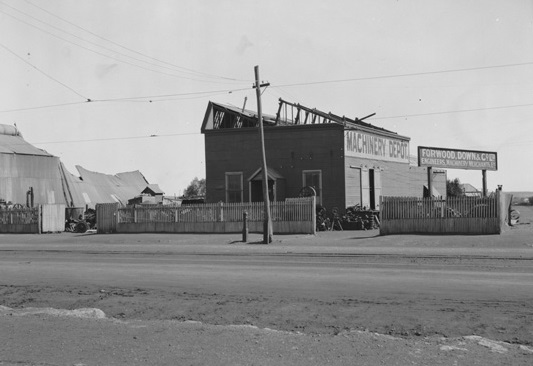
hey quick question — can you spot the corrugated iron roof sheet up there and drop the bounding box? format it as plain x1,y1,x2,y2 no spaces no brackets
0,134,53,156
0,154,66,205
1,125,160,208
61,165,150,208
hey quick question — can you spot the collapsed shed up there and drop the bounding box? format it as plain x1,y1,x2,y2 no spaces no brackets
0,124,157,209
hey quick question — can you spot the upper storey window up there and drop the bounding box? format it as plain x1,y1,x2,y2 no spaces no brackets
213,107,257,129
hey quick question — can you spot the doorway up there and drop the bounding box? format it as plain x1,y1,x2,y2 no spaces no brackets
250,180,275,202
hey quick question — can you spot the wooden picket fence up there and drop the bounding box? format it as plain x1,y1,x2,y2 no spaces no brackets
97,197,316,234
380,193,504,235
0,207,40,233
0,204,66,233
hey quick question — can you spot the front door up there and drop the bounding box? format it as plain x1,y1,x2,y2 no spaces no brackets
369,169,375,209
361,168,381,210
250,180,274,202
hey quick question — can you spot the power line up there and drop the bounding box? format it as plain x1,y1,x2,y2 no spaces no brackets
0,41,88,100
0,86,250,113
92,87,251,102
0,1,245,84
0,6,249,85
31,132,201,145
11,2,532,88
138,90,249,103
370,102,533,121
0,101,87,113
274,62,533,88
23,0,250,83
2,88,532,119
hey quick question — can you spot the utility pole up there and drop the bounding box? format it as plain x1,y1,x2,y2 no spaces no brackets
254,65,272,244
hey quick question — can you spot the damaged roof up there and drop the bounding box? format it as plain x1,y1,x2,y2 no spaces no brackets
60,165,150,207
201,99,402,138
1,124,161,208
0,125,53,156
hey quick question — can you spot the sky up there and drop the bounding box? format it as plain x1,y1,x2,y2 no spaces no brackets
1,0,532,195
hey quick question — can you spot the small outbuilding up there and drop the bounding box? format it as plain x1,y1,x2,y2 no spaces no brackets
460,183,482,197
128,184,165,205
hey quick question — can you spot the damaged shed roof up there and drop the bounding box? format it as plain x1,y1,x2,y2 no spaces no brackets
60,165,151,207
0,130,53,156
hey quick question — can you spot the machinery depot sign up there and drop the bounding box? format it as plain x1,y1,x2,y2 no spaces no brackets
418,146,498,171
345,130,410,163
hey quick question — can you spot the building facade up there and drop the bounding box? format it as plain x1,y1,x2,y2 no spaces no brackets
201,100,446,212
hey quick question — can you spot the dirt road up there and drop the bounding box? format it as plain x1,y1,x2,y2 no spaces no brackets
1,211,533,365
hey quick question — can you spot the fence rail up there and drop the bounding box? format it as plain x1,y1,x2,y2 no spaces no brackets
108,197,316,234
0,207,39,225
380,194,502,235
0,207,40,233
117,198,314,224
381,196,498,220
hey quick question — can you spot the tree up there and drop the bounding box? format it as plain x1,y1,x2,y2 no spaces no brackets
446,178,464,197
183,177,206,198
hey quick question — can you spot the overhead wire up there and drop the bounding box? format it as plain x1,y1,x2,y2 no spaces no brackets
368,102,533,121
31,128,529,149
22,0,249,83
30,131,201,145
0,86,251,113
1,2,530,162
270,85,301,103
0,41,88,100
273,61,533,88
141,89,248,103
0,4,249,85
12,2,533,90
0,101,87,113
3,2,533,120
92,86,251,103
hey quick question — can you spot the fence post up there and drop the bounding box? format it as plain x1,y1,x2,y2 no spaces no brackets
38,205,42,234
311,196,316,235
242,211,248,242
218,202,224,222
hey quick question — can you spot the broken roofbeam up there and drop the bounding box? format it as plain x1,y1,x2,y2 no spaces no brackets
294,107,301,124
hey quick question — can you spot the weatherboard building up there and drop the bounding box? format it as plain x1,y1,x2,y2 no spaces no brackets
201,99,446,213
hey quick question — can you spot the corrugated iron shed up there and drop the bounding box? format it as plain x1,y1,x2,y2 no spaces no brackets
0,126,65,205
1,124,160,209
1,153,65,205
62,165,150,208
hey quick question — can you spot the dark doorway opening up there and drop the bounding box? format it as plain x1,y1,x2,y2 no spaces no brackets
250,180,274,202
369,169,376,210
